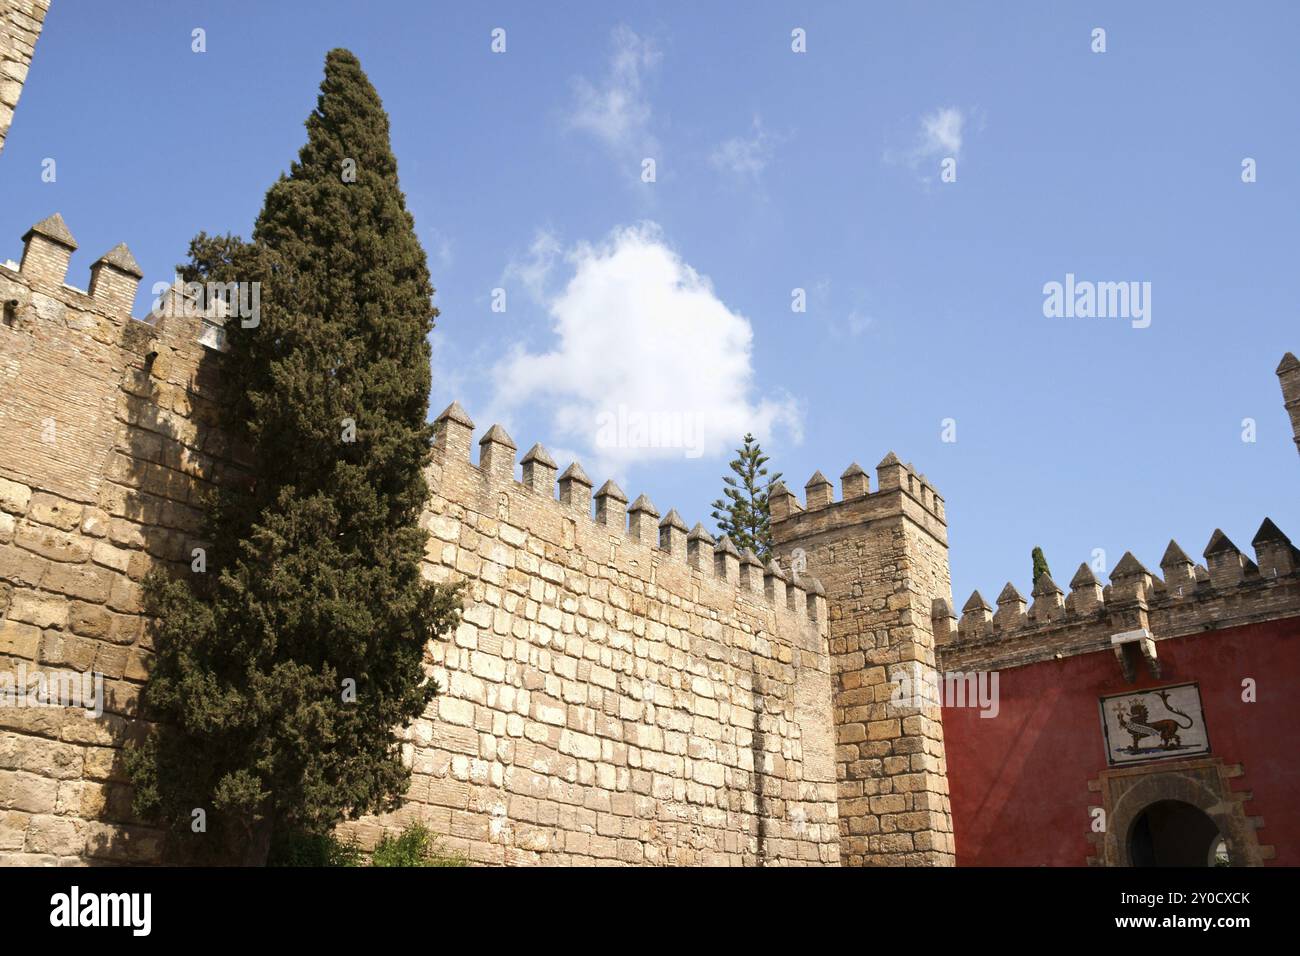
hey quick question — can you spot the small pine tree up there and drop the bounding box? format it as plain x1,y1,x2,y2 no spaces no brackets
710,434,782,561
1032,547,1052,586
126,50,461,864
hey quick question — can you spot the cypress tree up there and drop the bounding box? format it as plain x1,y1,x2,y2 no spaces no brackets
710,434,781,561
127,50,460,864
1032,547,1052,587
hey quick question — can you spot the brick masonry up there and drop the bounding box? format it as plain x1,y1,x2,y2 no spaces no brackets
3,213,1293,865
0,218,237,865
770,460,956,865
937,524,1300,676
334,406,842,865
0,215,847,865
0,0,49,156
1280,352,1300,459
0,1,1296,864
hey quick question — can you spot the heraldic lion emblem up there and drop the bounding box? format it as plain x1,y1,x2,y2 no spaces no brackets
1113,690,1195,751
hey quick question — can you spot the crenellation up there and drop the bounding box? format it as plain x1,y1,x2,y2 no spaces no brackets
686,522,714,572
876,451,906,493
1110,551,1155,603
713,534,740,585
840,462,869,499
993,583,1027,632
785,573,807,616
767,479,800,520
1204,529,1248,589
805,575,827,625
0,10,1291,867
657,508,688,560
18,213,76,286
87,244,143,316
626,493,659,545
764,559,787,608
1160,539,1197,593
433,401,475,460
941,519,1300,675
423,405,832,633
740,547,764,593
804,470,833,510
593,479,627,530
1067,563,1104,614
917,473,934,512
556,461,592,514
519,443,557,496
1029,572,1065,623
931,596,957,644
958,591,993,640
477,423,516,481
1252,518,1296,578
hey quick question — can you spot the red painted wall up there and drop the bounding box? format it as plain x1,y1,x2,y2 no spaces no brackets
942,617,1300,865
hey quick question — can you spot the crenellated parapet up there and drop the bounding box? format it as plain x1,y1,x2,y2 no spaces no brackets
429,402,828,640
0,214,244,510
770,451,946,532
768,450,956,866
939,520,1300,673
419,401,839,864
8,213,148,318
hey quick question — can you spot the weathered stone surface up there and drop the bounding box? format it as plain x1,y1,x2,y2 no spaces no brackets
0,7,1293,870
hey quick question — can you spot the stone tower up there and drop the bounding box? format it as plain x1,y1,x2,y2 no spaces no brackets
770,455,955,865
0,1,50,156
1279,352,1300,459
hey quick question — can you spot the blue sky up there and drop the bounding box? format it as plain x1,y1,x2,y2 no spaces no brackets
2,0,1297,606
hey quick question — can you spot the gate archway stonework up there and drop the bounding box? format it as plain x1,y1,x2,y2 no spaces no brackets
1086,757,1272,866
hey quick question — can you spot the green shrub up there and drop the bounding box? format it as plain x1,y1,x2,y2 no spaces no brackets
268,829,364,867
371,822,468,867
267,820,466,867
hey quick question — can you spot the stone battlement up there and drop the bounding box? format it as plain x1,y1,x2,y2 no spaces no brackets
938,520,1300,673
3,213,146,327
1,213,842,865
770,453,946,527
431,403,828,639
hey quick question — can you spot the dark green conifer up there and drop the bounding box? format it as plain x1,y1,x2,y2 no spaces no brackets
1032,547,1052,587
128,50,459,863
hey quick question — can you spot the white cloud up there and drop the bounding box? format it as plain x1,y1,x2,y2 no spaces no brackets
709,116,774,182
919,107,964,158
844,309,874,337
566,26,660,158
501,229,562,302
884,106,969,178
488,223,801,479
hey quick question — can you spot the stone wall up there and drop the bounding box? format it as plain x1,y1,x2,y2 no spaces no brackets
770,460,956,866
0,0,49,156
1,215,236,864
1280,352,1300,459
336,408,839,865
0,213,840,866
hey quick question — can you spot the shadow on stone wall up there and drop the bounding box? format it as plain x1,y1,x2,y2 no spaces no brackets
81,306,231,865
